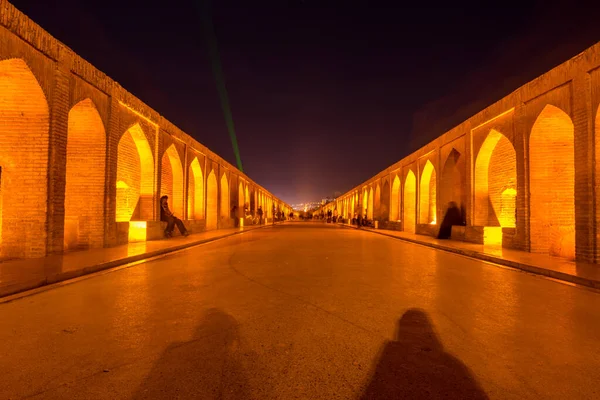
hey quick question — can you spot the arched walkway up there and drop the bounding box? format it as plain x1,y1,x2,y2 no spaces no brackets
363,190,368,217
160,145,184,217
530,105,575,259
474,129,516,227
116,123,154,221
188,157,204,220
0,59,49,258
391,176,401,221
64,99,106,251
206,170,218,230
404,170,416,233
220,173,229,220
419,160,437,224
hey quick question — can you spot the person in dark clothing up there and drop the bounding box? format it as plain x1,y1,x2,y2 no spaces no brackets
437,201,463,239
232,205,239,227
257,206,264,224
160,195,189,238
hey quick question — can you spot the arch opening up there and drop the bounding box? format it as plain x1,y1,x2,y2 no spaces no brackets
0,59,50,258
220,173,230,220
419,160,437,224
474,129,516,228
367,188,374,220
530,105,575,259
160,144,184,217
404,170,417,233
116,124,154,222
188,157,204,220
391,176,401,221
64,99,106,251
206,170,218,230
440,149,464,221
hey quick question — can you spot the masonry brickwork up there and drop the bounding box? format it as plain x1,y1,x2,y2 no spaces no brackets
0,1,290,259
321,40,600,263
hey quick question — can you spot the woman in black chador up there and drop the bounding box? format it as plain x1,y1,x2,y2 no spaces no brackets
437,201,463,239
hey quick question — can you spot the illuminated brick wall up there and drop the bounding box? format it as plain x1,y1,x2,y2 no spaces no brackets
403,170,416,233
64,99,105,250
419,160,437,224
206,170,218,230
0,58,49,259
390,176,400,221
0,1,289,258
188,157,204,220
328,40,600,262
530,105,575,259
160,144,184,218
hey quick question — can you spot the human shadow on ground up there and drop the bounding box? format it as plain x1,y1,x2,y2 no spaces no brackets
360,308,489,400
132,308,255,400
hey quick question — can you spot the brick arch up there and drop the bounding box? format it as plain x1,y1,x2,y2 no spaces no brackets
404,170,417,233
474,129,516,227
530,104,575,259
206,170,218,230
64,99,106,251
362,189,368,216
381,180,390,221
160,144,184,217
374,183,381,219
440,148,463,216
188,157,204,220
0,58,50,258
367,187,374,219
391,175,401,221
116,123,154,221
220,173,229,219
238,181,245,210
419,160,437,224
245,185,249,210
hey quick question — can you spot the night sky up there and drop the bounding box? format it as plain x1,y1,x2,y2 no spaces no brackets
12,0,600,204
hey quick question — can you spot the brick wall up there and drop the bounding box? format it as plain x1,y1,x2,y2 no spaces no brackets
403,170,416,233
160,145,184,217
206,170,218,230
488,133,517,227
0,58,49,259
530,105,575,259
188,157,204,220
64,99,105,250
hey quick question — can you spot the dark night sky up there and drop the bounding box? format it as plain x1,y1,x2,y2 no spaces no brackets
11,0,600,204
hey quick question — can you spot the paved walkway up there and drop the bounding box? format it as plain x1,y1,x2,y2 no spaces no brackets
0,224,276,299
2,223,599,399
337,222,600,289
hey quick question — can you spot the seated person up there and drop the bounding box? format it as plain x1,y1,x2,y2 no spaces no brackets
160,195,189,238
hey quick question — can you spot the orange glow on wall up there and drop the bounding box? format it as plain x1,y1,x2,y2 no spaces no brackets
188,157,204,220
419,160,437,224
116,124,154,222
404,170,416,233
206,170,218,230
128,221,147,242
368,187,374,219
530,105,575,259
374,184,381,219
474,129,516,227
64,99,106,251
220,173,229,219
238,181,245,210
391,176,400,221
160,144,184,217
0,59,49,258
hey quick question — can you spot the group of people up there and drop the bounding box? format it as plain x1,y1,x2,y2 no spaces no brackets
160,195,291,238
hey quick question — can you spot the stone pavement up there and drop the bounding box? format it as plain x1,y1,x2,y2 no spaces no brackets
338,222,600,290
0,224,276,299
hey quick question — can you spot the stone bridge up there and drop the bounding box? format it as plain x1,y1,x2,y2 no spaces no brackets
321,41,600,263
0,1,290,260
